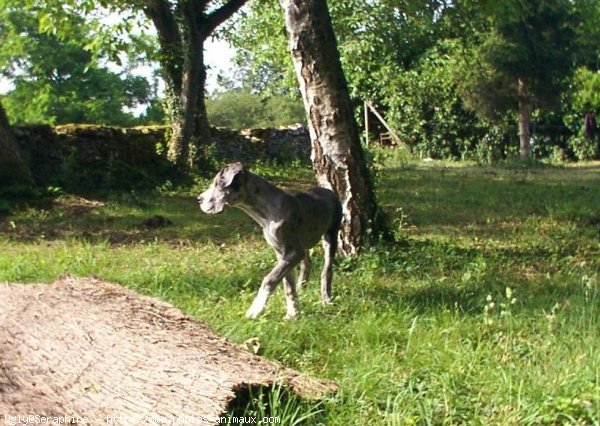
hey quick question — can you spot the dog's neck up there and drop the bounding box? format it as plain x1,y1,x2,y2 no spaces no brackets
234,172,288,229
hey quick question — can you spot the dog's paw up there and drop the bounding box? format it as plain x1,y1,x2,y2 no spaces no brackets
284,311,298,321
245,310,259,320
245,306,262,319
246,290,269,319
297,281,308,293
321,297,334,305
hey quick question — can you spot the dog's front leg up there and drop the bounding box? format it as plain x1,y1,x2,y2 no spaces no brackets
246,253,302,319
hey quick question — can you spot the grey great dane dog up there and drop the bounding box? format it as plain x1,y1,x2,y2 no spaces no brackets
198,162,343,319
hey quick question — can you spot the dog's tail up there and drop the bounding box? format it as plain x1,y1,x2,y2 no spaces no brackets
320,195,343,303
326,198,343,254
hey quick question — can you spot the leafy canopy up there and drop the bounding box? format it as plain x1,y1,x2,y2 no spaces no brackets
0,0,158,126
455,0,577,120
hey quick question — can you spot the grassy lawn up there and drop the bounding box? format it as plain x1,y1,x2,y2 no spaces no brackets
1,157,599,425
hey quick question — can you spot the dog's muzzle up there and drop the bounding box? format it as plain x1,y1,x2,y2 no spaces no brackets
197,193,225,214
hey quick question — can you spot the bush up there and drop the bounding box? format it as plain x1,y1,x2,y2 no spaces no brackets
570,134,599,160
564,67,600,160
206,90,305,130
381,41,492,159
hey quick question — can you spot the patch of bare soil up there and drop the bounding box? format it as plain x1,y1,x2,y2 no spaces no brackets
51,195,106,215
0,278,335,424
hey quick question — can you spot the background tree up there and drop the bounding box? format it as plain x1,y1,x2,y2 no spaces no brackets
226,1,450,97
279,0,388,254
222,0,295,96
143,0,247,171
4,0,247,171
206,90,305,129
227,0,593,161
454,0,577,158
382,40,488,159
225,0,481,159
563,0,600,160
564,67,600,160
572,0,600,71
0,2,155,126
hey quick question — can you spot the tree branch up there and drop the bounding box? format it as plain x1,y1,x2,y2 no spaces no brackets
200,0,248,40
144,0,184,93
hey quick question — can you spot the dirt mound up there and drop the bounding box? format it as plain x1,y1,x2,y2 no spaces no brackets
0,277,335,424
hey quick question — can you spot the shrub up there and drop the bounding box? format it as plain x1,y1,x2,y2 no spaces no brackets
381,41,492,159
564,67,600,160
206,90,305,130
570,134,599,161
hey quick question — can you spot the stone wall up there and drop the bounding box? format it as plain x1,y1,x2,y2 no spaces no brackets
14,124,311,192
210,124,310,164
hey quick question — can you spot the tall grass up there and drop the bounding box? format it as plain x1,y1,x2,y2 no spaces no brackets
1,157,598,424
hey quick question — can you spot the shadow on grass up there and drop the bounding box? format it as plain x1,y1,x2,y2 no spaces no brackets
227,383,327,424
343,237,592,316
380,163,600,230
0,193,261,245
0,164,324,246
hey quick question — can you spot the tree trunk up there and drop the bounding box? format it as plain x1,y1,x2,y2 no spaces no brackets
279,0,387,255
145,0,247,172
0,102,33,188
518,78,532,159
169,37,211,170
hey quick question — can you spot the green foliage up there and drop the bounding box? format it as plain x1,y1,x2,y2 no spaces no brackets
136,98,167,125
222,0,295,95
569,135,599,161
571,0,600,70
224,0,449,100
455,0,577,119
572,67,600,113
18,0,148,64
3,69,151,126
329,0,448,99
1,160,599,422
563,67,600,160
381,40,486,159
0,2,155,126
206,90,305,129
223,0,598,162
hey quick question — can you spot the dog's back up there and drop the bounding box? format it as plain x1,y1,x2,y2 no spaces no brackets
288,187,342,250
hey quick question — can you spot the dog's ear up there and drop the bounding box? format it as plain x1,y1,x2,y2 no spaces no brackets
222,162,246,188
228,172,243,191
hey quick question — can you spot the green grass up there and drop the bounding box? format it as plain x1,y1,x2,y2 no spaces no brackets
1,157,599,425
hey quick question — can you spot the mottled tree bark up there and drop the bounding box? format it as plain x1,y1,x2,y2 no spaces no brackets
145,0,246,171
518,78,532,159
0,102,33,188
279,0,387,255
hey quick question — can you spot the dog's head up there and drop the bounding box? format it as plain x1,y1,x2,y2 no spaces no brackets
197,162,247,214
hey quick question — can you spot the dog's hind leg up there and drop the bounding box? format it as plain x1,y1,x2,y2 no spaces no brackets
283,270,299,320
246,251,303,319
297,252,311,291
320,206,341,304
320,234,336,304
